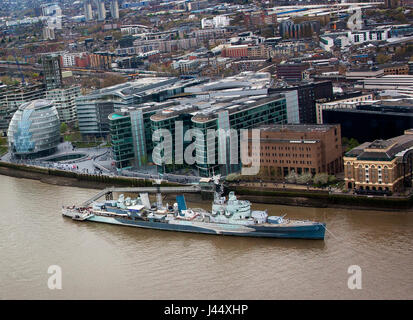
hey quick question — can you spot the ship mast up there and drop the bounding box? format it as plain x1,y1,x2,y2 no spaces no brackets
154,178,163,209
212,174,223,203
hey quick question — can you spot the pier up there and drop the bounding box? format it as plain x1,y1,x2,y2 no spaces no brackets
81,185,202,206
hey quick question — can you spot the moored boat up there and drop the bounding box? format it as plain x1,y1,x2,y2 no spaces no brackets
62,177,326,240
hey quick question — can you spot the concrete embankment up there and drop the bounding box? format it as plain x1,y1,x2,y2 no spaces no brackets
1,161,412,211
0,161,181,190
230,186,413,211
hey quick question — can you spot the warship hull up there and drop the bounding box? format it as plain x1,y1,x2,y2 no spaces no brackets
66,213,325,240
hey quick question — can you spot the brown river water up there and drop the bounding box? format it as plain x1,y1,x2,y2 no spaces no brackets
0,174,412,299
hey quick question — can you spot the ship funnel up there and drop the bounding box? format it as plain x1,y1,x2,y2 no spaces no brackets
176,195,187,213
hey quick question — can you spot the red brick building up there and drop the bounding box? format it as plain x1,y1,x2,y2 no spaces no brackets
221,45,248,58
248,124,343,178
243,11,277,27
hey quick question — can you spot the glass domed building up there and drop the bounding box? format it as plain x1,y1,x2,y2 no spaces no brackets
7,99,61,158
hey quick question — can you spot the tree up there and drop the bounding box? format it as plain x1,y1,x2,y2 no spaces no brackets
0,136,8,156
313,173,329,186
342,137,360,152
112,31,122,41
60,122,68,134
328,175,337,185
376,53,390,65
296,172,312,184
140,154,148,166
269,167,276,179
0,76,19,86
348,138,360,150
102,74,127,88
226,173,241,182
286,170,298,183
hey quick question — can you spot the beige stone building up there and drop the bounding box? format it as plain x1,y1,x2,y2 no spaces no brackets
344,130,413,192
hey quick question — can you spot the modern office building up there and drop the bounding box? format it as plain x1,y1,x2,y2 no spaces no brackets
97,0,106,21
279,20,320,39
201,15,230,29
322,99,413,143
107,72,276,172
110,0,119,19
151,103,200,173
281,90,300,124
270,81,333,124
88,51,115,70
109,111,143,170
316,91,374,124
0,83,46,136
7,100,60,159
249,124,343,178
109,94,287,175
43,26,55,40
319,27,392,52
190,94,287,176
109,101,175,170
76,77,201,137
46,85,81,124
344,129,413,192
41,53,63,90
84,0,93,21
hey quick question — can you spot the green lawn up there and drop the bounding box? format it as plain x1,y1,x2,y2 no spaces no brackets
72,141,101,148
63,131,105,149
63,131,82,143
0,146,7,156
0,137,7,156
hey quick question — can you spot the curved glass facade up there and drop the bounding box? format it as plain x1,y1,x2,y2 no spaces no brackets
7,99,60,158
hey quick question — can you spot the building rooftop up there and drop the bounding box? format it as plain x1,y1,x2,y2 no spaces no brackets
150,103,198,121
316,91,370,104
191,94,283,123
327,103,413,116
146,92,284,123
78,77,205,103
185,71,271,94
108,101,178,121
110,113,127,120
258,123,337,133
345,131,413,161
20,99,53,111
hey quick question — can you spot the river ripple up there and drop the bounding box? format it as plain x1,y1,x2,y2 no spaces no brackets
0,174,412,299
